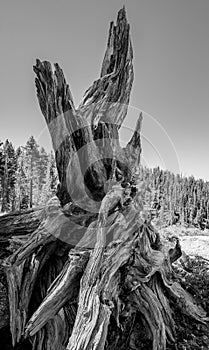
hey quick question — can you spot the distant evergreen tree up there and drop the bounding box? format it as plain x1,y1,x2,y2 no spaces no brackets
49,151,58,194
0,140,17,212
39,152,58,205
24,136,40,208
38,147,49,193
14,147,29,210
0,141,4,207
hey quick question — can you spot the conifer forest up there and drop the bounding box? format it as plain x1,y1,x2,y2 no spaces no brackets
0,137,58,212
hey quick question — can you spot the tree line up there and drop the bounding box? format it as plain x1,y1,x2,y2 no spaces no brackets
0,136,58,212
1,137,209,230
140,166,209,229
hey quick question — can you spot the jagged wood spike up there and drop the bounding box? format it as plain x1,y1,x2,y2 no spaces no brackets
79,7,133,129
124,112,143,171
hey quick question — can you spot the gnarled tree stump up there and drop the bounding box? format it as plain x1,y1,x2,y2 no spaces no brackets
0,7,208,350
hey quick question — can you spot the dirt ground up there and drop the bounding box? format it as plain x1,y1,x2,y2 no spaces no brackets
158,225,209,260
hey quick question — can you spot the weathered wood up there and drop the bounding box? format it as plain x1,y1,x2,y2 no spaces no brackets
0,207,43,238
0,207,45,331
1,6,208,350
0,269,9,329
33,7,134,208
66,185,130,350
25,248,90,338
33,60,107,207
124,112,143,171
16,193,208,350
79,6,134,129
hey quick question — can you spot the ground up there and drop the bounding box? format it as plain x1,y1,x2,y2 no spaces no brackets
159,225,209,260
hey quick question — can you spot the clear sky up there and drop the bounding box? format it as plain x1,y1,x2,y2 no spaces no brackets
0,0,209,180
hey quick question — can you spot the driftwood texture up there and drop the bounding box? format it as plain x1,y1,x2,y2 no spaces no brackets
0,7,208,350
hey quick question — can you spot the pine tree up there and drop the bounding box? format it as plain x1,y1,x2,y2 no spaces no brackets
14,147,29,210
0,140,17,212
49,151,58,194
0,141,4,205
38,147,49,199
39,151,58,205
24,136,40,208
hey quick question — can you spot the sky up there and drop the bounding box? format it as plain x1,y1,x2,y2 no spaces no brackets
0,0,209,180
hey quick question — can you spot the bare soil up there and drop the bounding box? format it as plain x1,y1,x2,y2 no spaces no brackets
159,225,209,260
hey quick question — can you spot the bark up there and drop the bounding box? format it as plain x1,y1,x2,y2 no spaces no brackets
0,207,44,238
0,6,208,350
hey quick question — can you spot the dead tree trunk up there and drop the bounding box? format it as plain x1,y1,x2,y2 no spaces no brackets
0,7,208,350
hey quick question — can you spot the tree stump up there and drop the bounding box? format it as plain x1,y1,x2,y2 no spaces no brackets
0,7,208,350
